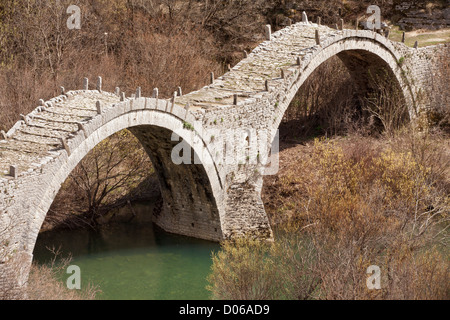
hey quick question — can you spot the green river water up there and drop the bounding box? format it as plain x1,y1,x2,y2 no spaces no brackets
33,221,220,300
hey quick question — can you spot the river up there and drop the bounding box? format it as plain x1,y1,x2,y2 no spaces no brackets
33,218,220,300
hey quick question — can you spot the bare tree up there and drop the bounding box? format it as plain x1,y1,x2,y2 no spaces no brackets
46,130,153,230
363,68,409,135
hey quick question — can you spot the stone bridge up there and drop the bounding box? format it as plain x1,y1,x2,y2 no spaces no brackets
0,14,448,297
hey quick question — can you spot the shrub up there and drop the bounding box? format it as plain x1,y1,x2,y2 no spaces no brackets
207,238,281,300
210,133,449,300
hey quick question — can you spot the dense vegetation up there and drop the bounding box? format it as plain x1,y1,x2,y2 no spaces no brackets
210,132,449,299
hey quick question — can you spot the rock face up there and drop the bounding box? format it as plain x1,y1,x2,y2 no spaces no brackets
394,0,450,30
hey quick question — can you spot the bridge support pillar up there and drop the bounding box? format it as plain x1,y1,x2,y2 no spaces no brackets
223,190,273,240
222,173,273,240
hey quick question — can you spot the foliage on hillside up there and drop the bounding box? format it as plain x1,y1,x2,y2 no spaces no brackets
0,0,222,132
209,132,449,300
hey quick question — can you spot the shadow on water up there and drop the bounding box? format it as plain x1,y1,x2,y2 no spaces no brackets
33,206,221,300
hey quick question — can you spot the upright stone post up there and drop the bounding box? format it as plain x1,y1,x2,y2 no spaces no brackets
165,99,170,112
210,72,215,85
77,122,85,133
115,87,120,96
9,165,18,179
60,86,65,96
20,114,29,125
96,76,102,92
152,88,159,99
315,29,321,45
171,91,177,112
96,101,102,114
302,11,308,24
340,18,344,30
177,87,183,97
414,41,418,49
265,79,269,92
401,32,406,43
152,88,159,109
265,24,272,41
136,87,141,98
60,137,70,156
83,77,89,90
0,130,6,140
120,92,126,102
317,16,321,26
233,94,238,105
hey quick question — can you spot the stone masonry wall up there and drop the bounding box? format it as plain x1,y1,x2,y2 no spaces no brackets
392,42,449,116
394,0,450,30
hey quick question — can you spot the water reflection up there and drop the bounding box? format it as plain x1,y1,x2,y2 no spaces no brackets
33,214,220,300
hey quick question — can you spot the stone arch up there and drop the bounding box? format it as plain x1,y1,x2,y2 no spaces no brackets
272,32,415,135
24,109,225,258
257,32,416,238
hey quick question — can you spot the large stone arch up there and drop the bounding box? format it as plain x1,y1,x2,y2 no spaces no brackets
30,109,226,250
0,103,226,298
241,31,418,247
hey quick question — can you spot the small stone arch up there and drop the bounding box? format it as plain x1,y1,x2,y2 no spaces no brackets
271,32,415,135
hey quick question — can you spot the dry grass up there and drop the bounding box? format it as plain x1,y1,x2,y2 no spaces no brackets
25,248,100,300
389,26,450,47
264,130,449,234
209,130,449,300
